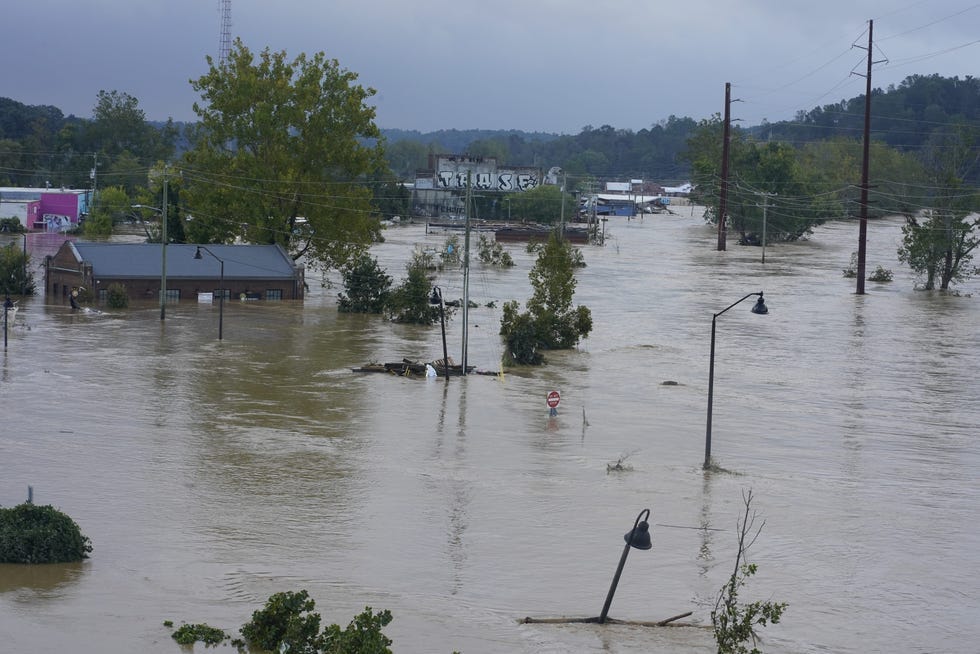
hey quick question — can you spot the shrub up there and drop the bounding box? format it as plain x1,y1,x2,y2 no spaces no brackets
171,622,228,647
868,265,893,282
236,590,393,654
240,590,323,653
0,503,92,563
106,283,129,308
477,235,515,267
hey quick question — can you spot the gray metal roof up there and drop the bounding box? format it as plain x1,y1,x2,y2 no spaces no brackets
69,243,300,280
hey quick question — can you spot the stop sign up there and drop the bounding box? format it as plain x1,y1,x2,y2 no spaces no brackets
546,390,561,408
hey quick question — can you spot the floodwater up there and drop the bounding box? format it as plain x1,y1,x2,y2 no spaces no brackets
1,210,978,653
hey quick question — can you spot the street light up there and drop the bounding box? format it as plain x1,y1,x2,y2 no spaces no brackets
3,294,13,351
194,246,224,340
704,291,768,470
429,286,449,382
598,508,652,624
132,202,167,320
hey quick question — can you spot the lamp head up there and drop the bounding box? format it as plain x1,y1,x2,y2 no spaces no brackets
624,519,653,550
194,247,203,260
623,509,653,550
751,292,768,315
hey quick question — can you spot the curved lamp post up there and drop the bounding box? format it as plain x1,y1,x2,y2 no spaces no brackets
429,286,449,382
704,291,768,470
194,246,224,340
598,508,652,624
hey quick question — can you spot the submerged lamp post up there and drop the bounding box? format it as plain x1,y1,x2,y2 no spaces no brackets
704,291,768,470
429,286,449,382
194,246,224,340
3,294,12,350
598,508,652,624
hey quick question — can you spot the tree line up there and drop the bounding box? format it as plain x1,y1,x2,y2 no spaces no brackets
0,55,976,289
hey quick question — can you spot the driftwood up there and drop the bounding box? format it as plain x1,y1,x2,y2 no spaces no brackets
520,611,698,628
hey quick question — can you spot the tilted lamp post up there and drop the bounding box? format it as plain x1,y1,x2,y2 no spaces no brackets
429,286,449,382
194,246,225,340
704,291,768,470
598,508,652,624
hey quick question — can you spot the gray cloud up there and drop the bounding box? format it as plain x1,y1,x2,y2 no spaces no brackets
4,0,977,133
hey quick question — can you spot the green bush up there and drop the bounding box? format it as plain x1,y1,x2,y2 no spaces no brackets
171,622,228,647
106,283,129,308
0,503,92,563
868,265,893,282
237,590,393,654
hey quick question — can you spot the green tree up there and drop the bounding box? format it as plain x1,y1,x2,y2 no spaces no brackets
85,90,176,166
898,125,980,290
240,590,323,654
231,590,393,654
508,184,577,225
386,251,442,325
0,243,37,297
337,255,391,313
499,231,592,365
85,185,129,237
183,39,385,273
383,139,430,180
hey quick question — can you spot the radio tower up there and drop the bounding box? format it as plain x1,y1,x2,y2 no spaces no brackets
218,0,232,64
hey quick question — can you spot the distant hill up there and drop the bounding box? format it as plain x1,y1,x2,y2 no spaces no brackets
2,73,976,187
380,127,559,153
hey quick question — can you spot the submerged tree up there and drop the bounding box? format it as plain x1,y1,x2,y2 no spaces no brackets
898,125,980,290
169,589,394,653
499,230,592,365
337,255,391,313
386,250,443,325
84,185,130,237
0,243,36,296
712,490,787,654
183,39,385,272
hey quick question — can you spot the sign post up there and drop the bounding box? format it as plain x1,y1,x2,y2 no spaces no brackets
547,390,561,416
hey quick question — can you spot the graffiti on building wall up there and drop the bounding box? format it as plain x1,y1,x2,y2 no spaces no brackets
436,169,539,191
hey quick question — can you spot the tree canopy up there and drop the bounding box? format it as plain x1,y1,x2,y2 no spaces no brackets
182,39,386,272
500,231,592,365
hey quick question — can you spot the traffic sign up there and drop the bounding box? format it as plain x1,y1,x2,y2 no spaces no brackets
546,390,561,408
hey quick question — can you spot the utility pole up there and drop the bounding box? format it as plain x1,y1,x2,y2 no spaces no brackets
461,171,471,375
755,191,776,264
718,82,733,251
160,171,168,320
90,153,97,223
854,19,883,295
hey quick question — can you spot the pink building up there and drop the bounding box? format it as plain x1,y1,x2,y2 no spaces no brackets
0,187,92,231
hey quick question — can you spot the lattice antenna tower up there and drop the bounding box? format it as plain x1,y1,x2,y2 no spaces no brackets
218,0,232,64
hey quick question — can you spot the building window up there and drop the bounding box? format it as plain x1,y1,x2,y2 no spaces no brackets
266,289,283,301
98,289,108,303
164,288,180,301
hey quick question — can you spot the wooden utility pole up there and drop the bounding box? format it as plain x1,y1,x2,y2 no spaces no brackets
718,82,732,251
855,20,874,294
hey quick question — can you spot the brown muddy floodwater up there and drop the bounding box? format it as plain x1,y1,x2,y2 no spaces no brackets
1,211,978,653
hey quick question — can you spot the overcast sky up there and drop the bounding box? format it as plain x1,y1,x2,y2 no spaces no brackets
4,1,978,134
